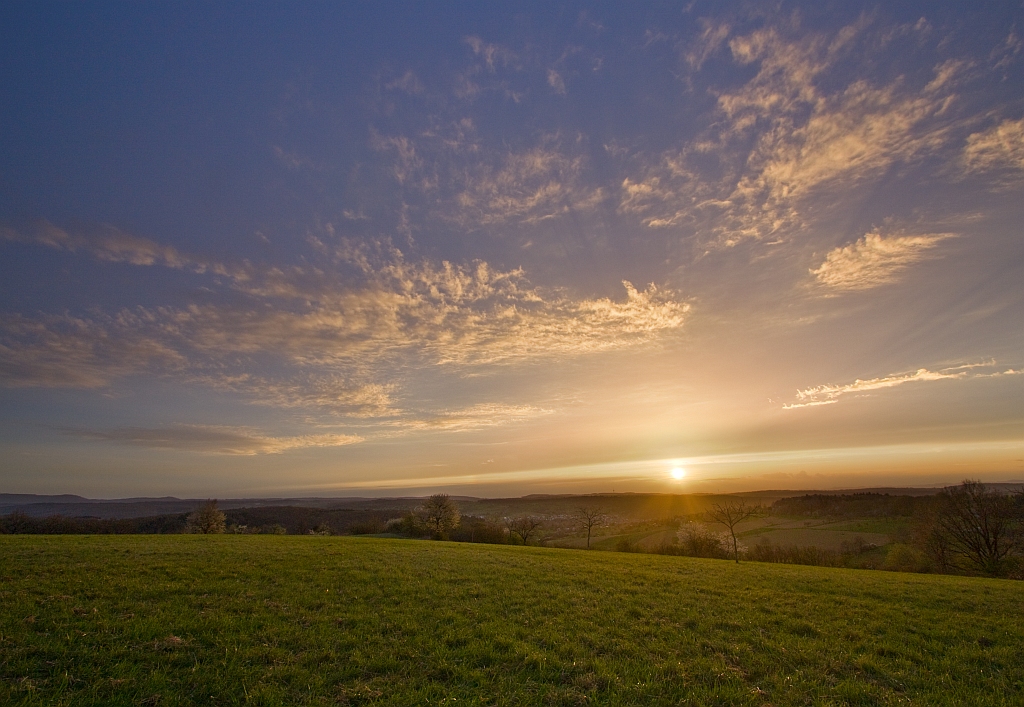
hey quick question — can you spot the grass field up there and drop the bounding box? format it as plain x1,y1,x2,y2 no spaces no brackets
1,536,1021,706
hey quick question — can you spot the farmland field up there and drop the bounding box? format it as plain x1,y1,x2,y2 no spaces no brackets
1,536,1022,706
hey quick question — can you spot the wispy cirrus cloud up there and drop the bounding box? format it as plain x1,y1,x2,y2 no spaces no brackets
810,230,954,291
464,36,520,74
785,363,1020,409
67,424,363,455
154,247,688,370
961,117,1024,181
451,141,605,227
0,312,186,388
620,19,967,245
197,375,400,418
0,231,689,423
396,403,553,433
371,125,605,229
0,221,237,276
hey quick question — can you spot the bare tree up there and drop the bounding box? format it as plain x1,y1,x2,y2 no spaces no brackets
574,506,608,550
934,480,1021,577
506,516,542,545
421,494,461,539
705,500,761,563
185,500,226,534
911,500,955,572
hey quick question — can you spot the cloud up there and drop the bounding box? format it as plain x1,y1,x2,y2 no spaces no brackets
620,20,964,245
961,117,1024,179
0,240,689,420
155,256,687,370
810,230,953,290
684,20,731,69
370,39,607,230
785,363,1021,409
451,143,605,226
547,68,566,94
398,403,553,432
716,28,960,242
370,133,426,186
0,313,186,388
455,36,524,100
272,145,320,171
67,424,363,455
465,36,519,72
0,221,235,275
456,141,606,224
990,29,1022,71
385,70,424,94
371,127,605,228
208,376,400,418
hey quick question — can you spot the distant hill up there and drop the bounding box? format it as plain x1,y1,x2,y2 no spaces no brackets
2,485,1019,519
0,493,92,505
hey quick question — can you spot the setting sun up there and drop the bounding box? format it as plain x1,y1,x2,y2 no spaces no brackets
670,467,686,480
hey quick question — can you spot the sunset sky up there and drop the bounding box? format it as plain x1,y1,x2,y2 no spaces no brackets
2,2,1023,497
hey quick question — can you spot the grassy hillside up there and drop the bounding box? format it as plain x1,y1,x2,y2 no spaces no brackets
1,536,1021,706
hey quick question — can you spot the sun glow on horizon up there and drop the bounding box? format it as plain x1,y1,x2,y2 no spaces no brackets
670,466,687,480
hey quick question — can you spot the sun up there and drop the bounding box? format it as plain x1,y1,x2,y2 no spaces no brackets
670,466,686,480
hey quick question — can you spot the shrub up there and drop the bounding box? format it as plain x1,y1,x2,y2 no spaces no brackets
747,539,843,567
882,543,929,573
348,519,385,535
229,524,260,534
386,513,428,538
616,538,641,553
450,516,505,544
185,501,226,534
677,523,730,559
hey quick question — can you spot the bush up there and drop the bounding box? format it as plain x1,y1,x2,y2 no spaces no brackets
348,519,385,535
385,513,428,538
882,543,929,573
746,539,843,567
616,538,641,553
450,516,505,544
677,523,730,559
229,524,260,534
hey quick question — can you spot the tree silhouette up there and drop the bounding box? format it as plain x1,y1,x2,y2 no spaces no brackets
705,500,761,563
574,506,608,550
934,480,1022,577
506,516,542,545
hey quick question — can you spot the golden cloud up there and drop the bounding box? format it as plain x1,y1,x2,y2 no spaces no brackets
810,230,953,291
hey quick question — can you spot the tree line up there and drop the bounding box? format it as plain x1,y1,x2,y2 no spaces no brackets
3,482,1021,578
626,481,1024,579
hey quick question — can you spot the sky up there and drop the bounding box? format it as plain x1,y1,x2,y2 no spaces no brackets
1,1,1023,498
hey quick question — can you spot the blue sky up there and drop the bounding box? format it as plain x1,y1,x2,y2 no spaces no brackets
2,1,1023,496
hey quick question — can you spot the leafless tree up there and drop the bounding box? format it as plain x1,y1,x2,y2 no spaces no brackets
705,500,762,563
934,480,1021,576
506,516,542,545
574,506,608,549
421,494,460,539
185,500,226,534
911,500,955,572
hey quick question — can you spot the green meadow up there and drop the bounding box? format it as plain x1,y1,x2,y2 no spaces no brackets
1,536,1021,706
